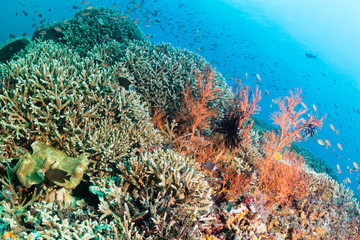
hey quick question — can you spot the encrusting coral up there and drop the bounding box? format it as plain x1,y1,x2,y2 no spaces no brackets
13,141,88,189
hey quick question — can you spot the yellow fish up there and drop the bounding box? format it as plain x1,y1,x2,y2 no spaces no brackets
275,152,282,161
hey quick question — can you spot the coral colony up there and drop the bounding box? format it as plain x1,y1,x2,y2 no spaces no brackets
0,6,359,240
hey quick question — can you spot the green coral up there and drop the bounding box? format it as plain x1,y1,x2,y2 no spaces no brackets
13,141,88,189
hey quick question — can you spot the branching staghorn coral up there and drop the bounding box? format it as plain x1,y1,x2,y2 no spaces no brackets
0,40,162,173
124,41,232,118
114,149,212,239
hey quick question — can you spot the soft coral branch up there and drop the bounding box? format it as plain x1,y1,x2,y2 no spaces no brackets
269,87,325,161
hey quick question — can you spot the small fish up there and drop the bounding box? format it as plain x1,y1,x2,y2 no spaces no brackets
155,46,163,50
97,18,104,25
110,16,119,20
45,169,71,183
264,89,269,96
63,19,68,24
8,34,15,39
343,177,351,184
337,164,342,174
132,20,139,23
39,30,46,36
121,15,128,19
354,162,359,171
83,12,91,16
86,6,94,9
202,162,217,171
72,5,81,9
325,139,331,147
301,102,308,109
22,32,28,36
330,124,335,131
145,24,151,27
275,152,282,161
101,62,109,67
245,73,248,79
337,143,343,151
82,1,90,5
305,53,316,59
145,34,153,39
313,104,317,113
53,27,62,32
22,10,28,16
317,139,325,146
256,73,262,81
103,34,109,40
112,3,119,7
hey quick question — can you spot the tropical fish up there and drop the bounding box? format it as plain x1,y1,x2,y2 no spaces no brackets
110,16,119,20
82,1,90,5
330,124,335,131
256,73,262,81
343,177,351,184
354,162,359,171
305,53,316,59
317,139,325,146
53,27,62,32
325,139,331,146
45,168,71,183
202,162,217,171
337,164,342,174
313,104,317,113
337,143,343,151
275,152,282,161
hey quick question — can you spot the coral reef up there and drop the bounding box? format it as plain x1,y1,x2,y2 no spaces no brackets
124,41,232,117
0,40,162,172
0,6,359,240
13,141,88,189
54,7,143,55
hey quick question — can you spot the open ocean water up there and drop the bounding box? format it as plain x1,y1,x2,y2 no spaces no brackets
1,0,360,203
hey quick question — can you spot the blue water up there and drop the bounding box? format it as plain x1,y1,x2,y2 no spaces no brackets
1,0,360,195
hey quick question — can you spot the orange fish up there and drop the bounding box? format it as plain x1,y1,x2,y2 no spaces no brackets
145,24,151,27
121,15,128,19
330,124,335,131
110,16,119,20
101,62,109,67
82,1,90,5
22,32,28,36
132,20,139,23
83,12,91,16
